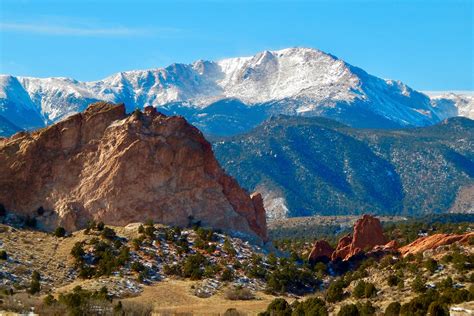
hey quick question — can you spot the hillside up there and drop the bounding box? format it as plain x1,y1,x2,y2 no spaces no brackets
0,216,472,315
1,48,471,136
213,116,474,218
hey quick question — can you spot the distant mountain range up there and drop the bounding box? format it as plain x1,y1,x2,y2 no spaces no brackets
1,48,473,137
213,115,474,219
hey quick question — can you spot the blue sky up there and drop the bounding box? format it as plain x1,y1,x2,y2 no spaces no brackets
0,0,472,91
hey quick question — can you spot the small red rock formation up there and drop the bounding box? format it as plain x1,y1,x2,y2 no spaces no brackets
331,215,388,261
399,232,474,257
331,234,353,261
308,240,334,262
0,102,267,243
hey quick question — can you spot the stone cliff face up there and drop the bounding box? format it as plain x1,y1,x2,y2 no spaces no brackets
0,102,267,242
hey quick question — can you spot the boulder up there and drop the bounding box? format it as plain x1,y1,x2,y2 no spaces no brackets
308,240,334,263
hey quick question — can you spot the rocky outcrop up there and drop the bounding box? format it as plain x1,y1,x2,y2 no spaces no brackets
308,240,334,263
349,214,387,258
330,215,388,261
399,232,474,257
0,102,267,243
331,234,353,261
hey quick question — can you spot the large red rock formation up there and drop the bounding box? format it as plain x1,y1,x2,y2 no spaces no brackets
308,240,334,262
349,214,387,257
399,232,474,257
332,215,388,261
0,102,267,243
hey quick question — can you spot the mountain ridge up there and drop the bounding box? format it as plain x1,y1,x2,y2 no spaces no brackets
1,47,472,136
212,115,474,218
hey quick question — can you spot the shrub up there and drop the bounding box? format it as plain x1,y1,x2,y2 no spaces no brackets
437,277,453,290
224,308,245,316
56,285,112,315
220,267,234,282
144,225,155,239
54,226,66,237
427,302,448,316
223,238,236,256
338,304,359,316
424,258,438,274
314,262,327,276
259,298,292,316
71,242,85,261
0,250,7,260
196,227,214,242
266,262,319,295
387,274,400,287
364,282,377,298
385,302,401,316
326,279,345,303
182,253,208,280
100,227,116,239
352,281,376,299
292,297,327,316
28,271,41,294
96,221,105,231
412,276,426,293
353,280,366,298
131,261,145,273
43,294,56,306
356,301,375,316
225,287,255,300
0,203,6,217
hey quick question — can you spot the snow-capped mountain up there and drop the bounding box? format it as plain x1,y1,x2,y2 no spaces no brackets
424,91,474,121
0,48,472,136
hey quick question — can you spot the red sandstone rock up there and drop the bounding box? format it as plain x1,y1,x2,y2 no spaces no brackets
348,214,387,258
250,192,268,242
331,215,388,261
332,234,352,261
0,102,267,243
399,232,474,257
308,240,334,262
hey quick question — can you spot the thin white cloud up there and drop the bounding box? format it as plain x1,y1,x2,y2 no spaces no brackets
0,22,178,37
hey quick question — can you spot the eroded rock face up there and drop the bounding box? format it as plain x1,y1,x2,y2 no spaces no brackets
399,232,474,257
308,240,334,263
0,102,267,243
349,214,387,258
